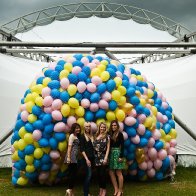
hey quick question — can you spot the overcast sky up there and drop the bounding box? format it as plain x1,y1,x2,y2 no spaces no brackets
0,0,196,31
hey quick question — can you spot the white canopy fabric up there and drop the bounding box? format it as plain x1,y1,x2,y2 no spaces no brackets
0,53,196,167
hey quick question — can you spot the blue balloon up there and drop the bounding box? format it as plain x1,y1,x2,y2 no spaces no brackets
95,109,106,119
55,65,64,73
161,157,170,172
38,138,49,147
129,161,138,170
135,105,144,114
68,73,78,84
130,96,140,105
12,176,18,185
106,80,116,92
72,60,84,67
126,87,135,97
155,171,164,180
34,159,41,169
95,56,103,61
48,80,60,89
44,69,53,77
126,127,137,137
41,154,51,164
36,76,44,84
41,163,52,171
25,172,38,181
32,106,42,116
50,71,59,80
78,72,87,81
122,74,129,81
128,144,136,153
60,91,70,102
107,64,117,72
14,169,20,178
122,80,129,88
165,111,172,119
138,169,145,177
49,138,58,149
24,145,35,155
54,132,66,142
25,123,34,133
57,59,65,66
97,83,106,94
42,114,52,125
82,66,91,77
168,119,175,128
124,139,131,147
155,98,162,106
117,64,125,73
19,159,27,170
138,138,148,147
51,89,60,99
163,123,172,134
15,119,25,130
127,153,135,161
143,129,152,139
33,120,44,130
85,111,94,121
106,68,116,78
154,141,164,150
90,93,100,103
108,100,118,111
143,107,151,116
86,55,94,62
83,90,91,99
74,92,83,101
18,150,25,159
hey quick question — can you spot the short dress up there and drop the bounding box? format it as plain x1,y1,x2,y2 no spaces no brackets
109,132,125,170
93,136,109,166
64,134,80,163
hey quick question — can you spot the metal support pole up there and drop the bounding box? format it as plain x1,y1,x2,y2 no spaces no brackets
174,113,196,141
0,129,13,145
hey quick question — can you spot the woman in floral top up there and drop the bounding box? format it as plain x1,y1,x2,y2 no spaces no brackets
93,122,110,196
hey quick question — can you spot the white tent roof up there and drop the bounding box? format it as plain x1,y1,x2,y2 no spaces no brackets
0,53,196,167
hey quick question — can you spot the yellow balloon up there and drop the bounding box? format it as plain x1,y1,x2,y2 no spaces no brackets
160,129,166,138
136,148,144,156
77,118,85,127
35,97,43,107
29,81,36,90
116,109,125,122
136,75,143,81
112,90,121,102
28,114,37,123
106,111,116,121
117,86,126,95
61,104,70,117
31,84,43,95
164,135,172,142
24,94,34,103
114,77,122,87
17,177,28,186
34,148,43,159
122,103,133,113
24,133,34,144
64,63,73,72
18,127,27,139
42,147,51,154
26,101,35,113
18,139,27,151
140,98,146,107
12,151,20,161
70,108,75,116
31,92,39,101
58,141,67,152
75,106,85,117
100,71,110,82
136,154,145,164
90,68,101,77
147,89,154,99
96,119,105,125
169,128,177,139
43,77,51,87
26,165,35,173
97,64,106,71
118,96,126,106
68,98,79,109
110,60,119,66
151,106,158,116
13,141,19,150
33,141,40,148
144,117,153,128
25,155,34,165
67,84,77,96
101,60,109,66
59,69,69,79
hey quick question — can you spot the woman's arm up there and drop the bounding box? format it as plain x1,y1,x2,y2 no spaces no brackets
103,136,110,164
66,134,74,163
80,135,91,166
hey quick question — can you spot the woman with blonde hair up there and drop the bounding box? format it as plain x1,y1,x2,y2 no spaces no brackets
80,122,95,196
93,122,110,196
109,120,125,196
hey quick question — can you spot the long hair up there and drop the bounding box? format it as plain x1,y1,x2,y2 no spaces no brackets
95,122,108,139
84,122,94,142
109,120,120,142
70,123,81,136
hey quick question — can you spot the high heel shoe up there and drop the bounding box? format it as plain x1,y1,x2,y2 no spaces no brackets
65,189,73,196
117,191,123,196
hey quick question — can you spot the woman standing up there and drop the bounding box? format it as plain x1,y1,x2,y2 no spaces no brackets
80,122,95,196
65,123,81,196
93,122,110,196
109,120,125,196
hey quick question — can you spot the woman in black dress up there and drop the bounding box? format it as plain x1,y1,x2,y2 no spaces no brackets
93,122,110,196
80,122,94,196
109,120,125,196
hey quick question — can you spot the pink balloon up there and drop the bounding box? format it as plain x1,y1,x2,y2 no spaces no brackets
157,112,163,123
139,161,148,170
152,129,161,140
87,83,96,93
11,145,15,153
48,62,56,70
170,139,177,147
90,103,99,112
162,101,168,109
154,159,162,170
20,104,26,111
128,109,137,117
131,135,140,144
51,163,60,171
63,124,70,133
158,149,167,160
137,124,146,135
129,77,137,85
21,111,29,122
168,147,177,156
168,155,175,165
81,57,89,65
122,131,128,140
52,99,62,110
72,66,82,75
147,160,153,170
60,78,70,90
165,142,170,150
148,148,157,161
98,100,109,110
39,172,49,181
92,76,102,86
52,110,63,121
90,122,97,134
124,117,136,126
147,168,155,178
44,106,52,113
54,122,66,132
92,59,100,65
137,114,146,123
119,122,124,132
88,62,97,70
148,137,155,148
77,82,87,93
67,116,76,127
81,99,90,108
43,96,53,107
162,115,168,123
147,82,155,90
101,91,111,101
157,91,163,99
67,57,76,63
42,87,51,98
33,129,42,141
116,71,123,78
50,150,60,159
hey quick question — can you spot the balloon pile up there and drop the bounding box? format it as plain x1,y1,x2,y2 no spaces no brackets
11,54,177,185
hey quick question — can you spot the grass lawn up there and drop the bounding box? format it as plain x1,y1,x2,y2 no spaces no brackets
0,166,196,196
